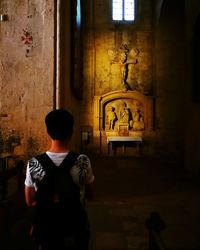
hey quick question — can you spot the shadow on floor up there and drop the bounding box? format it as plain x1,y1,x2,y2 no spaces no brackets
1,156,200,250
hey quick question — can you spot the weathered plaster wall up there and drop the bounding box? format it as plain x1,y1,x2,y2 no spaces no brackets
0,0,55,157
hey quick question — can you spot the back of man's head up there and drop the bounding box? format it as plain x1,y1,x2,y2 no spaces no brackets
45,109,74,141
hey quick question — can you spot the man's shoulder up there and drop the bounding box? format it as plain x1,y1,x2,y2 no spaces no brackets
28,156,40,165
28,153,44,166
27,155,46,183
28,152,46,161
76,154,91,165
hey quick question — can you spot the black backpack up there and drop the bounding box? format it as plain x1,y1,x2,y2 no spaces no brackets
31,152,88,244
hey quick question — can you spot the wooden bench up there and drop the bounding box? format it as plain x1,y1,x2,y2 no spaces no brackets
107,136,143,156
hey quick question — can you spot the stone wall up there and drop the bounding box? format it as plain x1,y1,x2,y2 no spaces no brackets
0,0,55,157
80,0,189,160
154,0,186,161
0,0,199,174
81,0,155,155
0,0,83,157
184,0,200,175
55,0,82,152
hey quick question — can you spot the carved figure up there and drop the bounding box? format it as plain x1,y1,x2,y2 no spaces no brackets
107,106,117,130
119,50,129,88
108,44,139,91
132,109,144,130
119,102,129,124
118,102,130,135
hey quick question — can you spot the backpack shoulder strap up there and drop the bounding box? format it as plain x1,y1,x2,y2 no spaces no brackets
35,152,79,171
35,153,56,173
59,151,80,170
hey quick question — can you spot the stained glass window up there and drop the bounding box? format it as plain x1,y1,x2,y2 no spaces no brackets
112,0,135,21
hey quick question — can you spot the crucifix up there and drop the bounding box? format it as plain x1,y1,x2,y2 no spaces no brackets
108,44,139,91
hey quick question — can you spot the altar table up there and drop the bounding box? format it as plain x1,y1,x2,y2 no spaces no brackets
107,136,143,156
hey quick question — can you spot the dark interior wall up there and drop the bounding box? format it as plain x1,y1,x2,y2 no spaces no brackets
154,0,186,161
57,0,81,152
191,14,200,102
154,0,200,174
184,0,200,175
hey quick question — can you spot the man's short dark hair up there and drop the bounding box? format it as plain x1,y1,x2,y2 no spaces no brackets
45,109,74,140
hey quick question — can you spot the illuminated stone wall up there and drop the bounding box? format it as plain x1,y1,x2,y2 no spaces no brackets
81,0,155,155
0,0,199,173
81,0,187,157
0,0,55,157
0,1,83,158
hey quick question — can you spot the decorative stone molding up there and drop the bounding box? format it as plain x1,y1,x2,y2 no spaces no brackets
93,90,154,154
94,90,154,133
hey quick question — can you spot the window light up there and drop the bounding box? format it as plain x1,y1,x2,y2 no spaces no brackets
112,0,135,21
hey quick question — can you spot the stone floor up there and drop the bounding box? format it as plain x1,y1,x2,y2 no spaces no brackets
4,156,200,250
87,156,200,250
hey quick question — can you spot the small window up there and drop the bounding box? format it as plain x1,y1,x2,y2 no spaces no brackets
76,0,81,27
112,0,135,22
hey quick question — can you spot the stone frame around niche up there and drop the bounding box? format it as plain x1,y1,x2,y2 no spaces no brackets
93,90,154,153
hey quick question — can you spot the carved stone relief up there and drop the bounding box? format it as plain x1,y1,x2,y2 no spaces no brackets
105,99,145,135
93,91,154,153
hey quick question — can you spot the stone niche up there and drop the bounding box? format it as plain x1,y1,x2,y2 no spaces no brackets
93,90,154,154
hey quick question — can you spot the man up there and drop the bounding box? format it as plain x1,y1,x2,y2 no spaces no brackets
25,109,94,250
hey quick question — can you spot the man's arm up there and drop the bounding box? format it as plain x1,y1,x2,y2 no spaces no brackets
25,185,36,207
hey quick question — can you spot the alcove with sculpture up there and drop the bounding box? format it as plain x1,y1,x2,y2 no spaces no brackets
93,90,154,154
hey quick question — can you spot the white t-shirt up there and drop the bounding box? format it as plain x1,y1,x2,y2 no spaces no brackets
24,151,94,191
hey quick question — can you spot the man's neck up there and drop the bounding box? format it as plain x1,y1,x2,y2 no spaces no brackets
48,140,70,153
